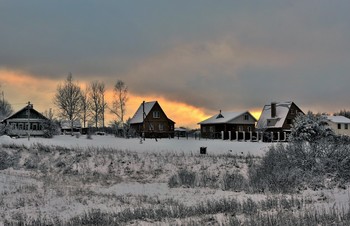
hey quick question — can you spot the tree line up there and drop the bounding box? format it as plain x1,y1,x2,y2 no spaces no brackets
53,73,128,133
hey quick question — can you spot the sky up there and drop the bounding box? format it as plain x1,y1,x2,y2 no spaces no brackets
1,1,350,128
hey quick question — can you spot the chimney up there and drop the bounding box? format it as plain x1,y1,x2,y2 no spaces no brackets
271,102,276,118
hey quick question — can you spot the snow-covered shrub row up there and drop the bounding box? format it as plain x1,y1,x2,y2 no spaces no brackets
249,141,350,193
0,143,258,186
6,196,310,225
168,169,249,192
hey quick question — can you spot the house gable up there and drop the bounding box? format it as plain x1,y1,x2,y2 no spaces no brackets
129,101,175,138
256,101,304,131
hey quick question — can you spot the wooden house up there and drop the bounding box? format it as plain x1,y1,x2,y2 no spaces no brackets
198,111,257,139
326,115,350,136
256,101,304,135
129,101,175,138
1,103,49,137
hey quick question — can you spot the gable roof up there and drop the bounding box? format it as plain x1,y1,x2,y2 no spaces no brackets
1,104,48,123
129,101,158,124
256,101,293,129
198,111,256,125
327,116,350,124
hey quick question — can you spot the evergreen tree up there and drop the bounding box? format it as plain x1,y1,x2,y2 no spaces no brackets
289,111,334,143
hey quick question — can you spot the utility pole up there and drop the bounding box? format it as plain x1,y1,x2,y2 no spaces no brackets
27,101,32,141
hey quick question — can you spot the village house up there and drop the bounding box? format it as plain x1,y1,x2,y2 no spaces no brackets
129,101,175,138
1,103,49,137
326,115,350,136
198,111,257,139
256,101,304,140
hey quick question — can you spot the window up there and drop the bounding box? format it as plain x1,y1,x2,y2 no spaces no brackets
244,114,249,120
159,123,164,131
210,126,214,132
149,123,154,131
338,124,342,130
238,126,243,132
153,111,160,118
345,124,348,130
10,123,16,129
247,126,251,132
18,123,23,130
32,123,38,130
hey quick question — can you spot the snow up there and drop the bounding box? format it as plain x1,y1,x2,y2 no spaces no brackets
256,101,292,129
0,135,271,156
327,115,350,124
199,111,249,124
129,101,156,124
1,134,350,224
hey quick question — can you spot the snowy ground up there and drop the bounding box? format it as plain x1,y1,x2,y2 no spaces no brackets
0,134,271,156
0,135,349,225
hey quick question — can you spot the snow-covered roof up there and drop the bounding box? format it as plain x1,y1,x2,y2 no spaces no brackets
61,120,82,129
129,101,157,124
198,111,254,125
327,116,350,124
256,101,293,129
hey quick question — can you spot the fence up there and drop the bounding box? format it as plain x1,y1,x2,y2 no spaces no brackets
200,131,290,142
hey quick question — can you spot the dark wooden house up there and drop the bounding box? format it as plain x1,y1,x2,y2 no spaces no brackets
1,103,49,137
199,111,257,139
129,101,175,138
256,101,304,137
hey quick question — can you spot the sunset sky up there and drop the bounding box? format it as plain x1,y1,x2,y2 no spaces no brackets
1,1,350,128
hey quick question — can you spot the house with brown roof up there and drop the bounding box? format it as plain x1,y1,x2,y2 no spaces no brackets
129,101,175,138
1,103,49,137
199,110,257,139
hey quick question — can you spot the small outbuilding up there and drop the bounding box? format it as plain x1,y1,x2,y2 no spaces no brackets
326,115,350,136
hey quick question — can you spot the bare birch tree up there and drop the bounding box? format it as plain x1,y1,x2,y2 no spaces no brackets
80,87,91,128
54,73,83,132
0,92,13,120
111,80,128,123
88,81,106,129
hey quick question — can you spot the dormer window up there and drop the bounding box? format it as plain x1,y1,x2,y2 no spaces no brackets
216,110,224,119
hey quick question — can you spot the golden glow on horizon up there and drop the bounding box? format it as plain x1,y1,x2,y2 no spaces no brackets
1,69,262,128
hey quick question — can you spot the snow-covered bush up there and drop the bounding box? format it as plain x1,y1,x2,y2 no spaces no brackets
249,144,305,193
41,119,60,138
289,111,335,143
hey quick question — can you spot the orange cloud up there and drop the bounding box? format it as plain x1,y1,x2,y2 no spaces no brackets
1,68,261,129
106,94,210,129
0,68,57,111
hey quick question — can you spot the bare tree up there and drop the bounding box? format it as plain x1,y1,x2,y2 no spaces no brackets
53,73,83,132
0,89,13,121
98,82,107,128
81,87,91,128
88,81,106,129
111,80,128,123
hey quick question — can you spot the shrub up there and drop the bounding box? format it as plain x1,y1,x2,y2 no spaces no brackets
222,172,248,191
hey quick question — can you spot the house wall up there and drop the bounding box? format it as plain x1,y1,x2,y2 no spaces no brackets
281,103,303,130
200,123,255,139
328,121,350,136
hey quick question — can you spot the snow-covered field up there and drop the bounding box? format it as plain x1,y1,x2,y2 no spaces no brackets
0,135,349,225
0,134,270,156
